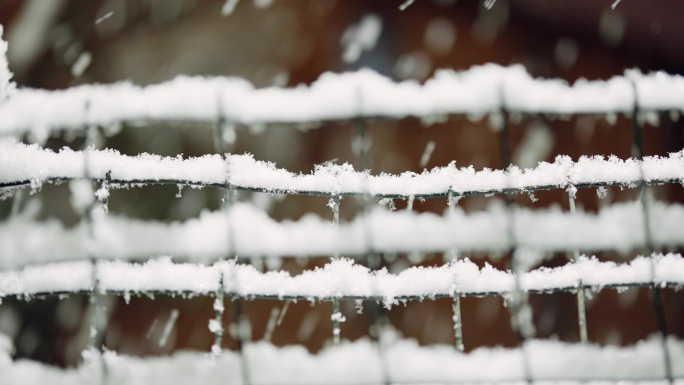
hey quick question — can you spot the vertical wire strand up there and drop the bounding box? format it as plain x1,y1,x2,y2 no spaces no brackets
355,117,390,385
331,194,342,346
211,111,230,357
216,95,251,385
498,108,533,383
448,190,464,352
9,188,23,217
82,101,109,382
332,297,341,346
231,294,251,385
567,188,588,344
225,146,252,385
211,114,227,358
84,124,98,352
212,272,225,356
226,152,252,385
630,82,673,383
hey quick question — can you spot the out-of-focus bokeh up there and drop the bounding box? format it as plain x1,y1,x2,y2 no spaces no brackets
0,0,683,368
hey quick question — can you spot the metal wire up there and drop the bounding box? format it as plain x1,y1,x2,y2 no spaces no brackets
567,188,588,344
82,104,109,383
212,271,225,355
355,117,391,385
331,194,342,346
216,109,252,385
2,174,681,199
2,279,683,302
630,90,673,383
448,190,464,352
498,108,533,384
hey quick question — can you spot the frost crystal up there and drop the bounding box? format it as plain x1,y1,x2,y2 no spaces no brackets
377,198,396,211
355,300,364,314
213,297,225,312
597,186,608,199
208,319,223,334
330,312,346,323
95,185,110,202
210,344,221,356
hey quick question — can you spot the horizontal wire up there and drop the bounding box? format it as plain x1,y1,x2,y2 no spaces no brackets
3,281,682,302
1,176,681,199
0,110,677,135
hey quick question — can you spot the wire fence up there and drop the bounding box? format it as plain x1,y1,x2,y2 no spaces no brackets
1,66,684,384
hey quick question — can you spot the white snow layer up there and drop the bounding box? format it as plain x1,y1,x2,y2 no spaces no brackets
2,138,683,197
2,199,684,268
0,64,682,137
0,26,16,102
1,254,683,301
1,335,683,384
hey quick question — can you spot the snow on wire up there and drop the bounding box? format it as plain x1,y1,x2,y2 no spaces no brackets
1,333,683,384
1,254,684,304
0,64,682,139
2,50,684,384
3,200,684,269
1,138,684,198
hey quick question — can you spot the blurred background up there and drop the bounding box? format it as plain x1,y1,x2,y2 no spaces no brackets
0,0,683,368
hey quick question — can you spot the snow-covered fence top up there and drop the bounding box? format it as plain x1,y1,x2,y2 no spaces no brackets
1,254,683,303
2,139,683,198
2,334,682,384
3,201,684,269
0,64,683,139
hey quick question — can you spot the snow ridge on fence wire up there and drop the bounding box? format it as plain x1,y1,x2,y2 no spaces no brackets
0,64,683,139
1,333,683,384
3,200,684,269
1,254,684,302
2,139,684,197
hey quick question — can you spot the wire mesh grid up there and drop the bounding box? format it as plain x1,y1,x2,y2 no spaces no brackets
1,65,684,384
